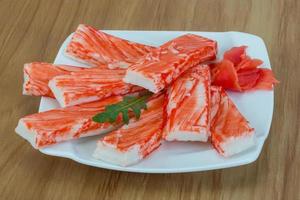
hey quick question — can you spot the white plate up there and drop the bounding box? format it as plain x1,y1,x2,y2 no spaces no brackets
38,31,273,173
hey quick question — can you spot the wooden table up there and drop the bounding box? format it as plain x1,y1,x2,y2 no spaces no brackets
0,0,299,199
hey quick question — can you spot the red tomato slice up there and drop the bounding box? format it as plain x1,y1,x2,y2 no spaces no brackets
212,46,278,92
253,69,279,90
236,58,263,71
211,60,241,91
237,69,260,90
223,46,247,66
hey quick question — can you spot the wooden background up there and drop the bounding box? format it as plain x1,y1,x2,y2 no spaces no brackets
0,0,299,199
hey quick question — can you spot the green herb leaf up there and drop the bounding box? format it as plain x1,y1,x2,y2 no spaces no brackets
92,92,152,124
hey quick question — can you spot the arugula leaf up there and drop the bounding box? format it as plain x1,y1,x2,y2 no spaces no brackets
92,92,152,124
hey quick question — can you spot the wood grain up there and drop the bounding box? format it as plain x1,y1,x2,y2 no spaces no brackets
0,0,299,199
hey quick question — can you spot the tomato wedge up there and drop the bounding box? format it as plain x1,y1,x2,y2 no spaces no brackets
211,46,278,91
223,46,247,66
211,60,241,91
237,69,260,90
236,58,263,71
253,69,279,90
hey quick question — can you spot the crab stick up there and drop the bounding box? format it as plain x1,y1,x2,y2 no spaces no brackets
210,86,256,156
124,34,217,93
93,94,164,166
15,96,122,149
23,62,144,106
163,65,211,141
49,68,144,107
65,24,155,68
23,62,85,98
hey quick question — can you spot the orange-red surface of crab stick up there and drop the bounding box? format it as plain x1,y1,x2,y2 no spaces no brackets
15,96,123,149
210,86,256,156
65,24,155,68
23,62,86,98
49,67,144,107
93,94,164,166
124,34,217,93
163,65,211,142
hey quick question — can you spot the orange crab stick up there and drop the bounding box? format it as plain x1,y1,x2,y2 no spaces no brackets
23,62,86,98
124,34,217,93
163,65,211,142
65,24,155,68
93,94,164,166
15,96,123,149
22,62,144,107
210,86,256,156
49,67,144,107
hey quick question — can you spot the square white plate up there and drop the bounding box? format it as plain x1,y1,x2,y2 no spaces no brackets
38,31,273,173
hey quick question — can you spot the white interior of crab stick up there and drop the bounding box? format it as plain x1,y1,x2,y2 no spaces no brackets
48,79,67,107
123,70,158,93
15,119,36,148
220,131,256,157
93,142,142,166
